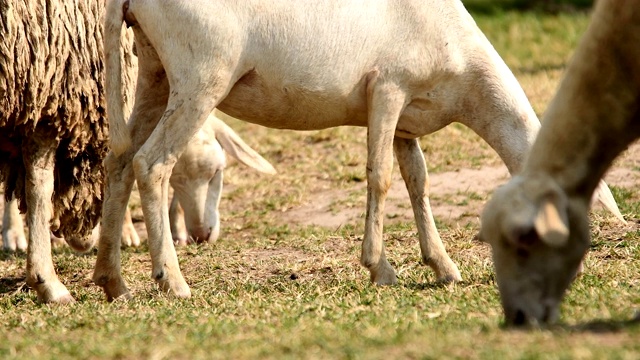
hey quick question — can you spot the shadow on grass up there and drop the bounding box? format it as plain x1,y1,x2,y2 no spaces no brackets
0,248,25,261
0,276,26,296
499,313,640,332
567,315,640,333
404,273,495,290
463,0,593,14
404,281,451,291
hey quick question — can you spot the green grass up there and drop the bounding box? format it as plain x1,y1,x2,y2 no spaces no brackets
1,222,639,359
2,6,640,360
463,0,594,14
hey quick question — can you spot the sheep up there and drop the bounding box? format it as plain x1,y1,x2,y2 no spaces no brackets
0,0,138,303
94,0,623,301
168,111,276,245
479,0,640,326
2,111,276,248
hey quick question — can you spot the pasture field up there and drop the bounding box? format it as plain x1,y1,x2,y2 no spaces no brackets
1,3,639,359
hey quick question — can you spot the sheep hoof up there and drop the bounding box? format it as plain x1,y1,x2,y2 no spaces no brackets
93,274,131,302
157,276,191,298
435,268,463,284
121,231,141,248
369,262,398,285
427,257,462,283
34,282,75,304
436,273,462,284
48,293,76,305
105,287,132,302
173,237,188,247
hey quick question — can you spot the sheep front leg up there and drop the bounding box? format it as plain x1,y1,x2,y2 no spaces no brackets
23,141,73,303
120,208,141,247
394,137,462,283
361,77,407,285
93,152,137,301
169,196,188,246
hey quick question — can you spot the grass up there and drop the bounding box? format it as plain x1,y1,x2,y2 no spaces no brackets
2,5,640,360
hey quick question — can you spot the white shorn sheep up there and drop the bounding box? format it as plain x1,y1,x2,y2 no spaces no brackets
95,0,624,301
480,0,640,326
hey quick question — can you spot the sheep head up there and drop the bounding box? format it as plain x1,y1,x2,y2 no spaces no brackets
479,174,591,326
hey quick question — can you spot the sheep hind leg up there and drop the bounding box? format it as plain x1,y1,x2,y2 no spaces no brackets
133,92,215,298
394,137,462,283
23,138,73,304
93,151,137,301
360,75,407,285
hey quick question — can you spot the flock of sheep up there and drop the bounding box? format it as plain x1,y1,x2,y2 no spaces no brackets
0,0,637,327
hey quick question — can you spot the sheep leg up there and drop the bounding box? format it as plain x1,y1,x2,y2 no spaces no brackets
394,137,462,283
133,92,216,298
360,75,406,285
2,196,27,252
205,168,224,243
119,208,140,247
23,138,73,303
93,151,137,301
93,92,165,301
169,196,188,246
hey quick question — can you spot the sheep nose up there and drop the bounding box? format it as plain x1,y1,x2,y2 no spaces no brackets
189,228,212,244
513,309,527,326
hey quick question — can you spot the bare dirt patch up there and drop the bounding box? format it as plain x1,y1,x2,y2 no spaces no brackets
2,141,638,245
276,142,640,230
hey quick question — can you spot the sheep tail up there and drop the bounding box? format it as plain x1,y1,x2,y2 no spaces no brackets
105,0,132,156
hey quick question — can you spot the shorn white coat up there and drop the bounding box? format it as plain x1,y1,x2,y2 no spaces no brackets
95,0,622,300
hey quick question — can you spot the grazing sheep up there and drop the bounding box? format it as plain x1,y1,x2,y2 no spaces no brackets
480,0,640,326
94,0,622,301
0,0,137,303
2,110,275,250
169,111,276,245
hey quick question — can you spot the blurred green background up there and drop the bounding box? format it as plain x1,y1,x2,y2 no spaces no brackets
463,0,594,13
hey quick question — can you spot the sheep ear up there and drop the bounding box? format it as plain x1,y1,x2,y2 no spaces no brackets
534,196,569,247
